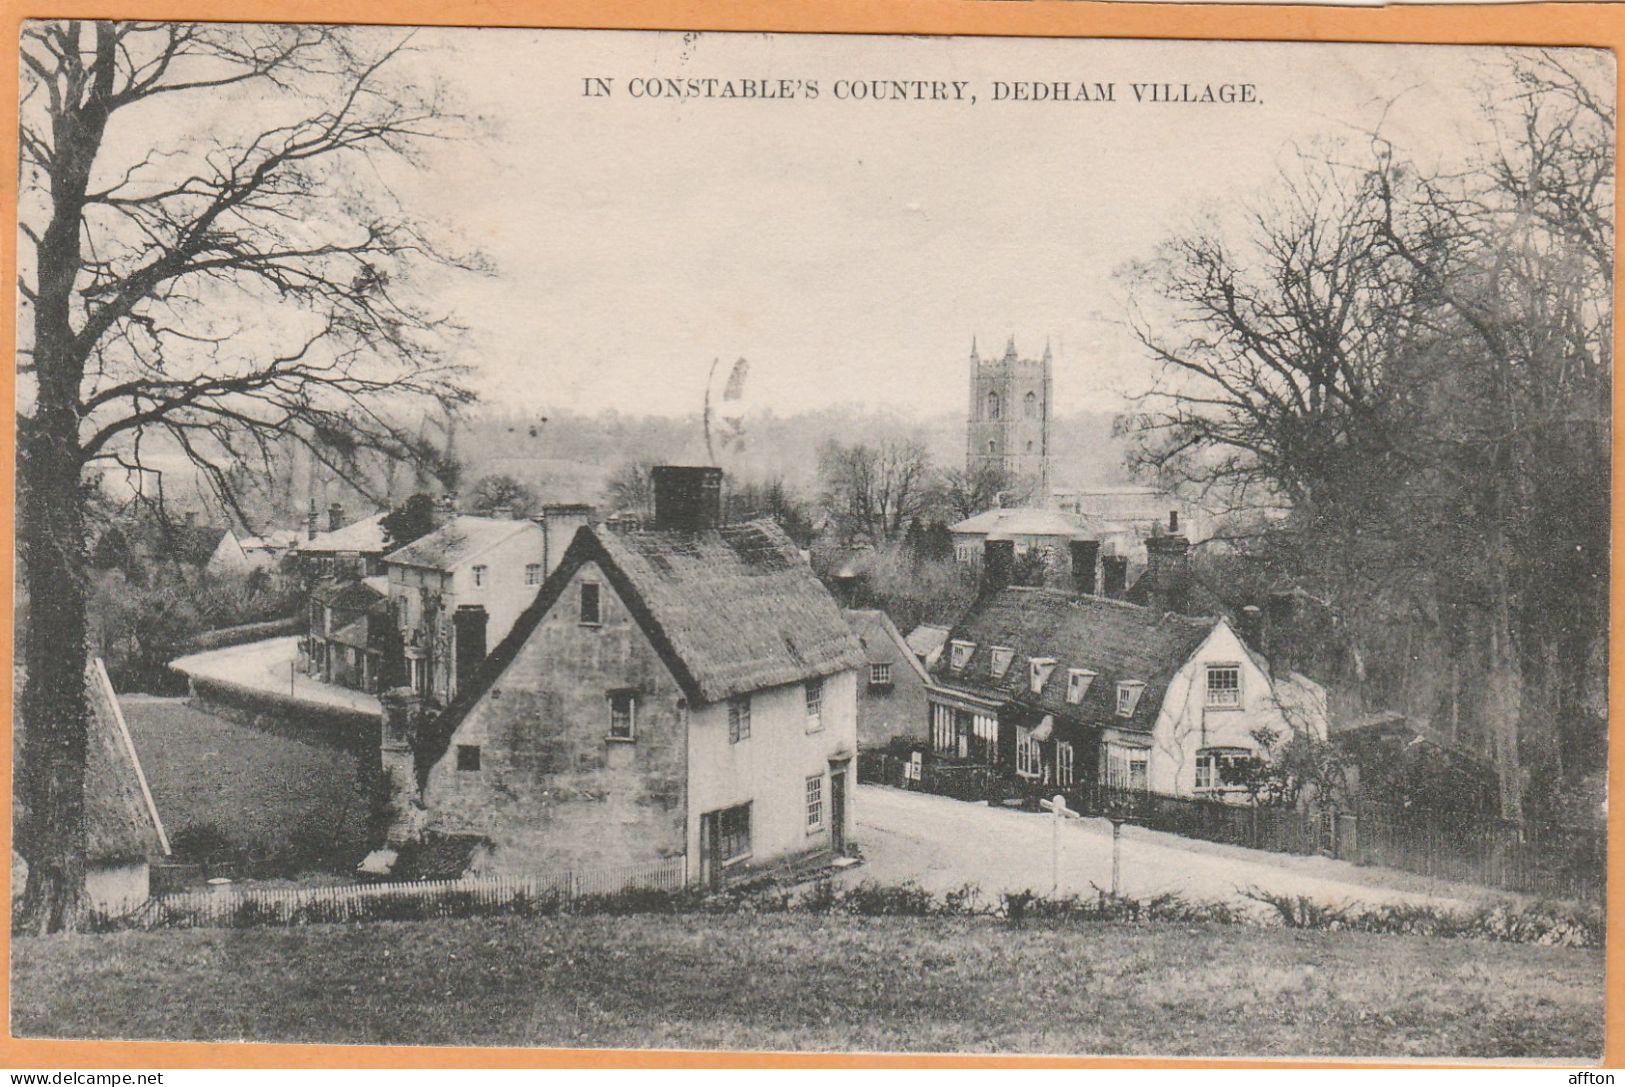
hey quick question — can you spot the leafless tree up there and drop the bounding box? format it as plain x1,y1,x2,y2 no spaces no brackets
818,438,934,544
15,21,480,931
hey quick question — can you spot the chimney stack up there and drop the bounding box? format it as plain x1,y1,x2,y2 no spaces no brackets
377,688,425,848
1069,539,1100,596
1168,509,1180,534
328,502,344,532
539,503,595,577
1238,605,1264,651
1144,532,1191,614
983,539,1015,592
1102,554,1128,599
1267,589,1297,677
651,466,723,532
307,499,319,541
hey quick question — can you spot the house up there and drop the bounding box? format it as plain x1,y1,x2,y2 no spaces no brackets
294,504,390,579
843,609,932,750
11,659,170,916
204,528,301,582
403,465,864,887
925,582,1328,800
304,575,391,693
1051,485,1213,544
946,507,1137,591
383,514,552,705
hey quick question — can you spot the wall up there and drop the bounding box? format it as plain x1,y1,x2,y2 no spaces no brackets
85,860,150,916
685,669,858,877
1147,621,1322,795
850,616,928,749
421,559,688,876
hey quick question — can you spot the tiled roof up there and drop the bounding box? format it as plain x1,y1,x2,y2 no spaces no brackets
383,516,539,572
310,577,385,611
930,587,1219,731
297,513,388,555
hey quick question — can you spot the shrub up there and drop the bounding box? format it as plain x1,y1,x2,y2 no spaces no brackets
838,881,934,916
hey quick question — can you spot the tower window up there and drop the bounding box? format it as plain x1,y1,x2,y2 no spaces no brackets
1024,390,1037,418
987,439,997,455
987,391,1000,420
1026,441,1033,453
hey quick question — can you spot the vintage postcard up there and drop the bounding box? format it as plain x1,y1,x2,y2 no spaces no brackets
8,15,1613,1065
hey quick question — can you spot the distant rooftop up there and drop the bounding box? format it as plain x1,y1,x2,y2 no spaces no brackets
384,515,539,572
298,512,389,555
950,507,1115,540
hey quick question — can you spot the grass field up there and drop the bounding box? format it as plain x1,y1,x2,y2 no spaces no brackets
119,697,368,861
11,913,1602,1058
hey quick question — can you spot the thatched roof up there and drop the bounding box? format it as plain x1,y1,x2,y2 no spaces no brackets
13,659,169,865
931,587,1218,732
420,519,863,778
383,515,539,572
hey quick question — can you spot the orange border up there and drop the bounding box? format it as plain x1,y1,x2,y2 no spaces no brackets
0,0,1620,1071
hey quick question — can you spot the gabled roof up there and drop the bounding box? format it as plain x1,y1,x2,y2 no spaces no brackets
949,507,1111,540
1124,570,1233,620
905,623,951,660
13,659,169,865
843,609,931,685
298,512,389,556
240,530,301,551
930,586,1219,731
310,576,386,611
383,515,540,572
420,519,865,779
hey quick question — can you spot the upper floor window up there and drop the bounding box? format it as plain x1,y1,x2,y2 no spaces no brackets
525,563,541,586
949,640,975,672
989,647,1015,679
456,744,481,772
805,678,824,731
869,663,893,688
1206,664,1241,709
1116,680,1146,717
986,391,1001,420
608,690,637,741
1024,390,1038,418
471,565,487,587
580,581,602,625
1066,669,1096,704
1029,657,1056,695
728,694,752,744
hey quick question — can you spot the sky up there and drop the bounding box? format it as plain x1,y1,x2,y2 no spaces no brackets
75,29,1605,422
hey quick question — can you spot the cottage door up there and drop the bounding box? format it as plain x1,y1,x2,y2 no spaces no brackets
829,767,848,855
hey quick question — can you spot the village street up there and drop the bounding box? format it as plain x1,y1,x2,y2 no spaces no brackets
843,785,1510,915
169,637,381,715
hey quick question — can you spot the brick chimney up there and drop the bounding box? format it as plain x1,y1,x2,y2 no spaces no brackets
1144,532,1192,614
307,499,318,540
651,466,723,532
1069,539,1099,596
538,503,595,577
1102,554,1128,599
983,539,1015,591
328,502,344,532
1238,604,1265,651
1267,589,1297,677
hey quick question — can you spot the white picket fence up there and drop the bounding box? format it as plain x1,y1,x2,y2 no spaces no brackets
137,855,688,929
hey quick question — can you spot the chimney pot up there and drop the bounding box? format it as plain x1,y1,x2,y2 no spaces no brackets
1102,554,1129,599
651,466,723,531
1144,533,1192,614
329,502,344,532
307,500,318,540
983,539,1015,591
1068,539,1100,596
1239,605,1265,651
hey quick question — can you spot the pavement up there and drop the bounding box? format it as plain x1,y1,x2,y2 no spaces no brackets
169,636,381,715
842,784,1514,915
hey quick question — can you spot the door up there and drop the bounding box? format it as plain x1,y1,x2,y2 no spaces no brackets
829,767,848,855
699,810,721,891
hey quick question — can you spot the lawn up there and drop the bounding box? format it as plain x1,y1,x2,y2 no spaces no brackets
10,913,1603,1058
119,697,370,863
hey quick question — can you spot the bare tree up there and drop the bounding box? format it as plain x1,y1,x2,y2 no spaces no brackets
817,438,933,544
15,21,479,931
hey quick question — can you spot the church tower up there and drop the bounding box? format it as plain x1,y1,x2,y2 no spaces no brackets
966,336,1052,503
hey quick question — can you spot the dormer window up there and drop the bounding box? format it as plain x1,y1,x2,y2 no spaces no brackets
1029,657,1056,695
1066,669,1097,704
989,647,1015,679
950,640,975,672
1116,680,1146,717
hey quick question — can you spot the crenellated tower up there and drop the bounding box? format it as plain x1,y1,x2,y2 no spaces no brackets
966,336,1052,503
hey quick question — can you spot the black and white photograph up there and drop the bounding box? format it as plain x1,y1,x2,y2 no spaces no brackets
9,20,1613,1061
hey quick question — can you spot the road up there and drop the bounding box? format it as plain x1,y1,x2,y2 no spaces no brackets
169,636,380,715
843,784,1510,914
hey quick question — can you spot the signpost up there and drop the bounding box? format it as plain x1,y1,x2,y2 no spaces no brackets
1038,793,1080,893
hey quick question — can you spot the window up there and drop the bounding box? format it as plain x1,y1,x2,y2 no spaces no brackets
579,581,601,625
931,702,955,755
456,744,481,772
1206,665,1242,709
989,647,1014,679
1066,669,1096,705
1197,748,1253,792
1025,441,1034,453
806,774,825,831
472,564,487,587
525,563,541,586
1056,741,1075,787
950,640,975,672
728,694,751,743
1015,726,1041,778
987,439,997,455
1116,681,1146,717
869,663,893,688
805,678,824,731
1105,743,1150,791
1029,657,1056,694
717,803,751,863
987,391,1001,420
1024,390,1038,418
608,690,636,741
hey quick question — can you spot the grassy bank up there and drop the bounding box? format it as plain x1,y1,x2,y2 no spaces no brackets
12,913,1602,1057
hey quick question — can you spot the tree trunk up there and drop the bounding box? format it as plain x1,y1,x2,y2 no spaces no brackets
1484,538,1524,824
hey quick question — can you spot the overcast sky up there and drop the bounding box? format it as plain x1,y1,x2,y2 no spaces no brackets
158,32,1586,420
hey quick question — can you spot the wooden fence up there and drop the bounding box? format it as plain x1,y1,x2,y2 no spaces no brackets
858,749,1604,902
132,855,688,929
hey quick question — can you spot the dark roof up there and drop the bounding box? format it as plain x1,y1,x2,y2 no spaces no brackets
1124,571,1233,619
384,515,539,571
310,577,385,611
13,660,169,864
419,519,864,780
930,587,1219,732
843,609,931,685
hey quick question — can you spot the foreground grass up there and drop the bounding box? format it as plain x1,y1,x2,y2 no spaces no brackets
12,913,1602,1057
